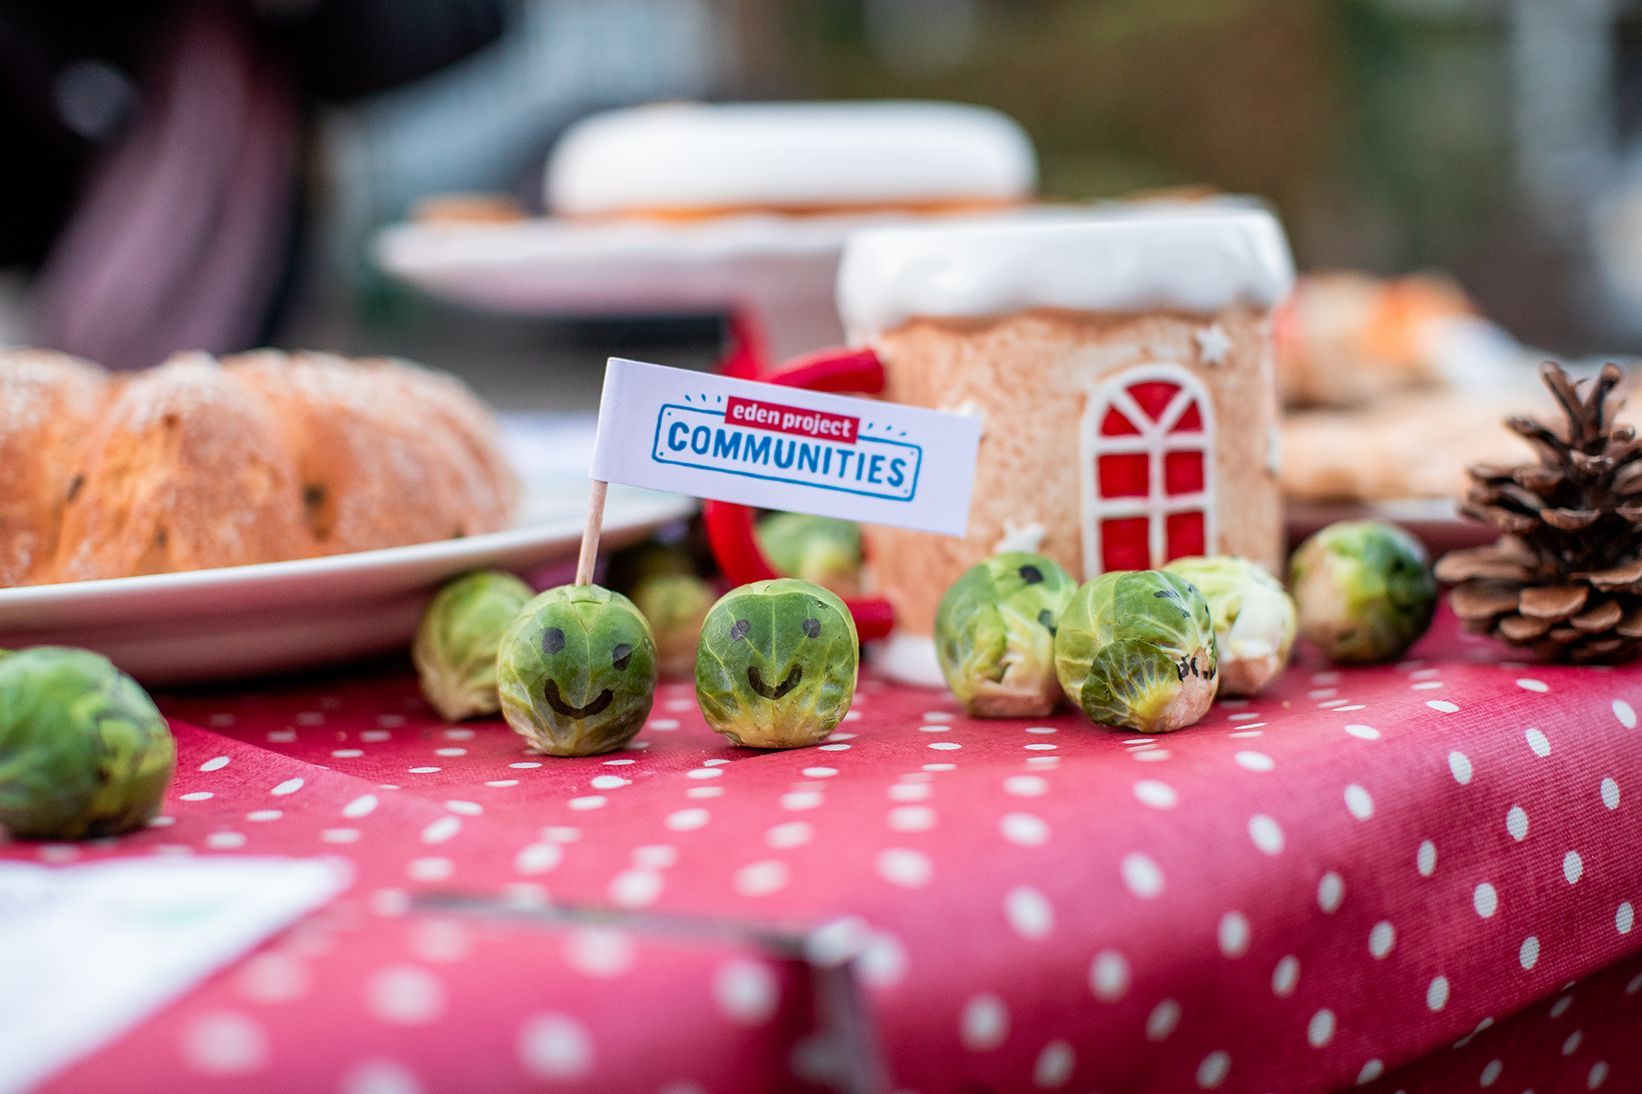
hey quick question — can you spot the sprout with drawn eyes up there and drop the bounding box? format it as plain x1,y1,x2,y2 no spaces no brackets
1054,570,1219,733
695,578,858,749
934,551,1076,716
496,585,658,756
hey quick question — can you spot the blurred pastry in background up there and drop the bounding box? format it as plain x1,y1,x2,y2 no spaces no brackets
544,100,1036,222
411,193,527,225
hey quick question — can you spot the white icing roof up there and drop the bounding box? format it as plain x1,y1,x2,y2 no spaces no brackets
837,204,1295,340
546,101,1037,216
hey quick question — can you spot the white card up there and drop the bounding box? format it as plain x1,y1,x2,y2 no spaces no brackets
590,358,981,536
0,856,349,1092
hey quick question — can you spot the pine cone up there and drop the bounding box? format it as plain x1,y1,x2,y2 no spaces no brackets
1435,361,1642,663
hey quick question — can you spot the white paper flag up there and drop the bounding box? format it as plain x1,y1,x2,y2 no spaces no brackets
590,358,981,536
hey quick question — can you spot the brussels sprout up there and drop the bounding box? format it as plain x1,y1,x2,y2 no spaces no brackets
695,578,858,749
497,585,658,756
1290,520,1437,663
1164,556,1297,696
1054,571,1219,733
632,573,714,678
0,647,176,839
757,513,862,596
413,570,534,721
606,539,700,591
934,552,1076,716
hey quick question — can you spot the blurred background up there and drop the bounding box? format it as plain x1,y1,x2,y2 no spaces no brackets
5,0,1642,410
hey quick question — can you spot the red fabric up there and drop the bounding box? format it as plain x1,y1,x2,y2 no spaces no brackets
9,606,1642,1092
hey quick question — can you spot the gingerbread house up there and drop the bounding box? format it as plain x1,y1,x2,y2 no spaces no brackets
835,205,1295,683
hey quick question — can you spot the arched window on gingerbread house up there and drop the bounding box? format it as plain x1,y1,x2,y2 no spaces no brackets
1080,363,1217,576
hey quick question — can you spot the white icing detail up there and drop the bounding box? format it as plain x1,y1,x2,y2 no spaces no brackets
1078,363,1218,576
871,633,947,688
937,397,986,438
1265,423,1282,477
993,519,1046,553
548,101,1036,217
838,206,1293,341
1194,324,1232,365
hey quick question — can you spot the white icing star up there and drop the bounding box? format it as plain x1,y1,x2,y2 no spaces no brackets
938,398,986,438
994,519,1046,553
1194,324,1232,366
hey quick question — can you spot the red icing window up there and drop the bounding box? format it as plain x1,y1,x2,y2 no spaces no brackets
1084,368,1215,574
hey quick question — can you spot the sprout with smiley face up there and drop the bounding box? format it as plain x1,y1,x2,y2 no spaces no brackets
935,552,1076,717
496,585,658,756
695,578,858,749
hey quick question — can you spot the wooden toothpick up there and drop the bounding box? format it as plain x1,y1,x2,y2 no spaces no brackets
574,479,609,586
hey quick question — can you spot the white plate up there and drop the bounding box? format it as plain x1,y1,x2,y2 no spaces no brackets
0,417,693,685
375,214,903,359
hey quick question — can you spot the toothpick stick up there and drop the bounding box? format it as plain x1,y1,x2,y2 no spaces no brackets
575,479,609,586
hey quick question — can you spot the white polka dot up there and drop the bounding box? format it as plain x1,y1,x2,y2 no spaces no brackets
1344,724,1381,740
1005,774,1049,797
339,1059,424,1094
1617,902,1635,935
1356,1059,1385,1085
181,1011,266,1074
1506,805,1529,841
666,807,710,831
686,786,723,799
714,960,779,1025
859,932,908,988
1001,812,1050,847
922,710,955,722
1411,681,1444,691
1089,950,1130,1001
563,926,634,978
735,860,789,897
509,761,541,769
1525,728,1551,757
1428,699,1460,713
609,869,664,907
1307,1008,1335,1048
206,831,246,850
434,747,467,758
1520,935,1540,969
782,790,824,811
1195,1050,1231,1089
1564,1030,1583,1055
406,857,453,882
1551,994,1574,1019
320,828,360,844
877,848,933,887
332,749,364,759
271,778,304,797
514,843,562,876
928,741,962,751
518,1014,594,1079
800,767,838,779
1005,886,1054,940
1032,1040,1075,1089
1217,911,1250,958
1479,1058,1502,1087
1121,852,1165,899
1369,920,1396,959
246,810,282,823
1318,871,1345,914
960,994,1009,1051
887,805,937,832
1601,777,1621,809
368,966,445,1024
1146,998,1181,1042
407,767,440,775
1344,784,1374,820
199,756,231,773
1427,975,1451,1011
648,718,681,731
1247,814,1285,855
1614,700,1636,728
1517,678,1549,693
1134,780,1179,810
1271,955,1300,997
1474,882,1499,917
1590,1061,1610,1089
1564,850,1584,885
1233,750,1274,772
267,730,296,743
1417,839,1438,877
180,791,213,802
421,816,461,845
586,775,628,791
1628,971,1642,994
235,954,309,1003
1449,751,1473,784
766,821,812,849
343,794,379,819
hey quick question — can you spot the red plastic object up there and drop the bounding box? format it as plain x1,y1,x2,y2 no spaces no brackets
702,346,894,641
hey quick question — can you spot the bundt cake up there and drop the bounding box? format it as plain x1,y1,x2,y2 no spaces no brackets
0,348,518,587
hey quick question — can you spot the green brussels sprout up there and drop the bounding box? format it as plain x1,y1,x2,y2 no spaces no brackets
1164,556,1297,696
632,572,715,677
934,552,1076,716
496,585,658,756
757,513,862,596
695,578,858,749
606,539,700,592
413,570,534,721
1054,571,1219,733
1289,520,1437,663
0,647,176,840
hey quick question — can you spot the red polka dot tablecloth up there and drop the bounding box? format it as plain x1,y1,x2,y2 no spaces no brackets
8,606,1642,1093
